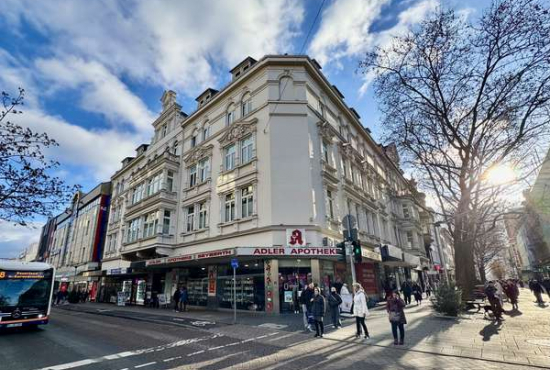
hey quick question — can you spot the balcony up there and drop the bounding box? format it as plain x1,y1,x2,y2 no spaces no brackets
121,228,176,260
125,190,177,217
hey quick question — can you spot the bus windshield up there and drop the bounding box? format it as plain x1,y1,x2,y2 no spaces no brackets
0,271,53,308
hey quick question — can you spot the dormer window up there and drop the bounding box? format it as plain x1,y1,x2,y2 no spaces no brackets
226,104,236,126
241,93,252,117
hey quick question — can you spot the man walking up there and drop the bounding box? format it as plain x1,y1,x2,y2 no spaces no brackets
173,286,181,312
401,280,412,305
328,287,342,329
300,283,314,332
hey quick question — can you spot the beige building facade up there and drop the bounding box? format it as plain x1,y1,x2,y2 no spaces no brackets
98,55,437,312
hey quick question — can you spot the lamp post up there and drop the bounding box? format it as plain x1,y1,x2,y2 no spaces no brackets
73,265,78,291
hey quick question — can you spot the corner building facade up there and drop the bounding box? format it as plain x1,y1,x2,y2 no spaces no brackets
103,55,433,313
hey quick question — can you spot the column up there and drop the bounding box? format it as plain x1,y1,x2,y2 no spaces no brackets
265,259,279,315
311,259,321,285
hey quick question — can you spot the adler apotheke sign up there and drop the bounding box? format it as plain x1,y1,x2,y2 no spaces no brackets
236,247,338,256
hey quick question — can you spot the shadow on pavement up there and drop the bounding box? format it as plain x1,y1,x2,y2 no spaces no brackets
479,320,502,342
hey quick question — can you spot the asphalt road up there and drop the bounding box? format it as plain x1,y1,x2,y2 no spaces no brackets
0,306,545,370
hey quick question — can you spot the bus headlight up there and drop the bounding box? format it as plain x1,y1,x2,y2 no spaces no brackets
38,314,44,318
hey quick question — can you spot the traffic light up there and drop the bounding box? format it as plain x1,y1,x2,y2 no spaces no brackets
352,240,362,263
336,241,346,262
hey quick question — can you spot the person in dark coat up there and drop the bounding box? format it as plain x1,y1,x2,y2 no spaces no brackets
173,287,181,312
485,282,504,320
300,283,314,331
531,279,545,305
387,291,407,345
412,282,422,305
180,287,189,311
542,278,550,301
425,283,432,298
400,280,413,305
504,280,519,310
310,287,325,338
328,287,343,329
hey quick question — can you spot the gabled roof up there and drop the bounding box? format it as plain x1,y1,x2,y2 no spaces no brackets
230,56,257,73
195,88,219,102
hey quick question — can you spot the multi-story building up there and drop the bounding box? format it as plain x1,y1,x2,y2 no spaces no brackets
96,55,439,313
45,183,111,298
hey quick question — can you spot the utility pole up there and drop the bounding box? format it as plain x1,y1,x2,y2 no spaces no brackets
343,214,357,284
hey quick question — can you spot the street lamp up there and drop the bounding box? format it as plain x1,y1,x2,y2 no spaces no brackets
73,265,78,291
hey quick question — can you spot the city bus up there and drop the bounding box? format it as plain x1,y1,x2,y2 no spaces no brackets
0,261,55,329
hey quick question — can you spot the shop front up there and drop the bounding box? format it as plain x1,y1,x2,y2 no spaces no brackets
355,247,383,299
379,244,407,291
99,267,149,305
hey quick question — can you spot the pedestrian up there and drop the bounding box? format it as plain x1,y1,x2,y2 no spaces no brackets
173,287,181,312
55,290,64,305
401,280,412,305
542,278,550,301
328,287,342,329
293,286,300,314
531,279,545,305
485,282,504,320
300,283,314,332
387,291,407,345
504,279,519,310
412,282,422,305
352,283,370,340
425,283,432,298
494,280,505,307
311,287,325,338
179,286,188,312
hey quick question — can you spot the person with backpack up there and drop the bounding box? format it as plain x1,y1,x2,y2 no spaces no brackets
328,287,343,329
310,287,326,338
352,283,370,340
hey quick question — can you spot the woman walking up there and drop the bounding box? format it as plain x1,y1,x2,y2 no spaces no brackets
387,291,407,345
412,282,423,305
311,287,325,338
352,283,370,340
504,279,519,311
328,287,343,329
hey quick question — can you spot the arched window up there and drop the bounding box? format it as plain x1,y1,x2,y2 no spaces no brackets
226,103,235,126
241,92,252,117
279,76,294,100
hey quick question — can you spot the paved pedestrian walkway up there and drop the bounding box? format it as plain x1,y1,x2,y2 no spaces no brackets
57,287,550,368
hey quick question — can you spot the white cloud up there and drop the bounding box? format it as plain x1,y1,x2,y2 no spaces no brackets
0,221,43,259
2,0,304,96
35,56,156,133
308,0,438,93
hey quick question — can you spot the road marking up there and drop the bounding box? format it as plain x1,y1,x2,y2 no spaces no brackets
163,356,181,362
135,362,156,368
267,333,294,342
187,350,205,357
208,345,225,350
35,334,222,370
225,342,240,346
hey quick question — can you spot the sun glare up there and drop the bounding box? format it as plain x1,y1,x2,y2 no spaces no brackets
485,164,517,185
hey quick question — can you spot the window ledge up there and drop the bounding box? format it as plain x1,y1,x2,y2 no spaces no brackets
220,158,258,176
180,227,209,237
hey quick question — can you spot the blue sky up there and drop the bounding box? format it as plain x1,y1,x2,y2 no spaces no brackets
0,0,489,258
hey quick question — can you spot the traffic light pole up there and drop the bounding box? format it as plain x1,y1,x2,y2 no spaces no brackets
346,214,357,284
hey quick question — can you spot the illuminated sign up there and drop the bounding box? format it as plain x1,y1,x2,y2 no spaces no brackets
236,247,338,256
0,271,45,279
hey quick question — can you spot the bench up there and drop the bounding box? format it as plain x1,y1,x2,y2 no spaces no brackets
464,298,485,312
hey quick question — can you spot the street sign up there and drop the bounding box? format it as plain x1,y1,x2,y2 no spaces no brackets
231,258,239,269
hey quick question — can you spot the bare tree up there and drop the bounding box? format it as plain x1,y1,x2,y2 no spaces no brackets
488,259,507,280
0,88,77,225
360,0,550,296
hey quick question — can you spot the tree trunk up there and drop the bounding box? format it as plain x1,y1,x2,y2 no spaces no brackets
478,264,486,284
454,198,477,299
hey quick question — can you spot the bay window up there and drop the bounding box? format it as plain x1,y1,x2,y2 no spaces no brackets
189,165,197,187
198,202,208,229
198,157,210,182
241,186,254,218
163,210,171,234
143,211,158,238
224,144,236,171
186,206,195,232
224,193,235,222
240,136,254,164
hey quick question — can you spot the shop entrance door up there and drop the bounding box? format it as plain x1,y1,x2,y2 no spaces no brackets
278,267,311,313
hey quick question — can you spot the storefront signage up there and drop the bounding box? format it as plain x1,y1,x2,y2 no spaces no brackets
107,268,130,275
361,248,382,262
208,266,217,297
236,247,338,256
117,292,126,306
380,244,402,260
145,249,235,267
286,229,306,247
402,252,421,266
197,250,234,260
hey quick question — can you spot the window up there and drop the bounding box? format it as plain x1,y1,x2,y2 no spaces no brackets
191,136,197,148
162,124,168,138
326,190,334,218
85,220,90,235
127,218,141,243
226,110,235,126
322,141,329,163
241,186,254,218
224,144,236,171
147,173,162,196
202,126,210,141
189,165,197,187
240,136,254,164
406,231,414,248
186,206,195,232
241,94,252,116
143,211,158,238
163,210,171,234
173,140,181,155
402,204,410,219
357,171,363,189
166,171,174,192
224,193,235,222
132,183,144,204
198,202,208,229
198,158,210,182
342,159,348,178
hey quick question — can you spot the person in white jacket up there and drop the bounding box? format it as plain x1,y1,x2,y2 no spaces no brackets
352,283,370,339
